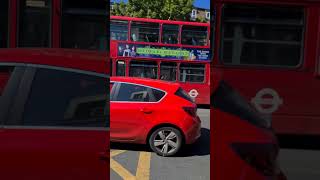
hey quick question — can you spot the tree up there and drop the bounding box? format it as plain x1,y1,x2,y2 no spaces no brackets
196,16,207,23
112,1,127,16
112,0,194,21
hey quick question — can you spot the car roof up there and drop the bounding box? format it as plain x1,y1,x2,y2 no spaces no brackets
111,77,180,93
0,48,108,74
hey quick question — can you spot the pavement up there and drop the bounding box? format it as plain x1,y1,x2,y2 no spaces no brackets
110,109,210,180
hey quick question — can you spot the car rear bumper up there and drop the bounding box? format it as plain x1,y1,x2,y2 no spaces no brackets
185,116,201,144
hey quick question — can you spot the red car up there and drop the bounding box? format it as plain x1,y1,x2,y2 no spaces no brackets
211,69,286,180
110,77,201,156
0,48,109,180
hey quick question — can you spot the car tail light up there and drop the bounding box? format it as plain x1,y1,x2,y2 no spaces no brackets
183,107,197,117
231,143,280,177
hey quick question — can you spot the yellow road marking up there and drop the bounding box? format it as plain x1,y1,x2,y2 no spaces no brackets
136,151,151,180
111,150,127,157
110,149,152,180
111,158,136,180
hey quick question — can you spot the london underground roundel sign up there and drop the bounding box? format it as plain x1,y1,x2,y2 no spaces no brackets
251,88,283,114
188,89,199,98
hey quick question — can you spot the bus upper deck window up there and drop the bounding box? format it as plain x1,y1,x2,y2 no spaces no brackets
181,26,208,46
162,24,179,44
221,4,304,67
131,22,159,43
111,20,128,41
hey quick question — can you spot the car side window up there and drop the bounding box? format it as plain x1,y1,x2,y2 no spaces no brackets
0,66,14,96
110,82,114,91
151,89,165,101
8,68,109,128
114,83,164,102
115,83,149,102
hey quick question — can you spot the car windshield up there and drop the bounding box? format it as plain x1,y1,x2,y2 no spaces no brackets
211,81,270,129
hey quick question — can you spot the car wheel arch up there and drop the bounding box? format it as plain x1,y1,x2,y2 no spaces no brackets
146,123,186,145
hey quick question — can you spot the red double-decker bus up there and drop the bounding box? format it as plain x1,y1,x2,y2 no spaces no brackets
0,0,107,50
110,15,211,106
212,0,320,137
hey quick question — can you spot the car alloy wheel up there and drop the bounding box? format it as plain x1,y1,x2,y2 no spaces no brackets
149,127,182,156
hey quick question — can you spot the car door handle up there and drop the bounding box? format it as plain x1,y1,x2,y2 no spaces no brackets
140,108,153,114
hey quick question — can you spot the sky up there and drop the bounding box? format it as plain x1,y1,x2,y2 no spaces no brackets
111,0,210,9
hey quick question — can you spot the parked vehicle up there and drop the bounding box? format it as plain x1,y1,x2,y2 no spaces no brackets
0,48,109,180
110,77,201,156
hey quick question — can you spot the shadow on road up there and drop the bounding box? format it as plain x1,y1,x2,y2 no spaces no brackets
176,128,210,157
111,142,150,152
111,128,210,157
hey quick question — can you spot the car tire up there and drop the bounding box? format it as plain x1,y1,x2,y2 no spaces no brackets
149,127,182,157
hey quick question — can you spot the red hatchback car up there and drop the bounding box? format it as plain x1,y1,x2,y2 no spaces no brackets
212,69,286,180
0,49,109,180
110,77,201,156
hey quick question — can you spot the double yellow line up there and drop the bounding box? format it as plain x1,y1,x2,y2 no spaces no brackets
110,150,151,180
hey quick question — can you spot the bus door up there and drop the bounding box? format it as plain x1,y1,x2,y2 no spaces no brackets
216,3,320,135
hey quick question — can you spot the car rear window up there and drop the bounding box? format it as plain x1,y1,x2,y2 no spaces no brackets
175,87,194,103
211,81,270,129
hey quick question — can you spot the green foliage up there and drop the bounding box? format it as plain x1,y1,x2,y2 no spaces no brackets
112,0,194,21
196,16,207,23
112,1,127,16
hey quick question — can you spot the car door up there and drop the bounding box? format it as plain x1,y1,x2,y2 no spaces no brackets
0,65,26,179
110,82,153,141
0,65,109,180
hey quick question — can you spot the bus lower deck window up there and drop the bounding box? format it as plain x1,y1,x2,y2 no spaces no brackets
129,61,158,79
221,4,304,67
160,62,177,81
18,0,51,47
0,0,8,48
116,60,126,76
61,1,106,50
179,64,205,83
